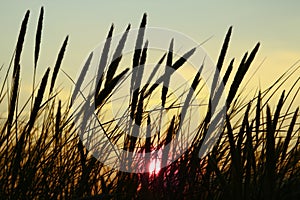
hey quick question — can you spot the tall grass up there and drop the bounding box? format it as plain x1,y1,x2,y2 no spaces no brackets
0,8,299,200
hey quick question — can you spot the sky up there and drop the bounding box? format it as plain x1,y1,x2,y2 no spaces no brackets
0,1,299,108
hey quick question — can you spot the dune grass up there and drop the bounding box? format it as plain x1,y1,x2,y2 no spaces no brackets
0,8,299,200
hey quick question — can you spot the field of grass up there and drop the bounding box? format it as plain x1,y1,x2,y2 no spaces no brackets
0,8,299,200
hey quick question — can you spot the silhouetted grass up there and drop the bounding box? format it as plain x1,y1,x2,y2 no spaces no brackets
0,8,299,200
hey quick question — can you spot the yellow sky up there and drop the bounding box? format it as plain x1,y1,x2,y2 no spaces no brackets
0,1,299,111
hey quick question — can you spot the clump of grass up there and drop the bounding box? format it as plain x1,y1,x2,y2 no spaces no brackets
0,8,299,200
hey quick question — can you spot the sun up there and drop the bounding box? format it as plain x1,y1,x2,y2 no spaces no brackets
149,159,161,174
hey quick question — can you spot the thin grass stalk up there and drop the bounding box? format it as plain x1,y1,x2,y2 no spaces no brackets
277,77,300,131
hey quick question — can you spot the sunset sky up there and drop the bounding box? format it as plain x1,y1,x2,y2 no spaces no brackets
0,1,299,105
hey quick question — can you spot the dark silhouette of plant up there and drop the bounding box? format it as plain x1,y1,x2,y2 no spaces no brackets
0,8,299,200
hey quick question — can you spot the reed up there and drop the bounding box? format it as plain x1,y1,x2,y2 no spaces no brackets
49,36,69,94
1,8,299,200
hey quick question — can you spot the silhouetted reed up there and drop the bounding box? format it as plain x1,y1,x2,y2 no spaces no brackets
1,8,299,200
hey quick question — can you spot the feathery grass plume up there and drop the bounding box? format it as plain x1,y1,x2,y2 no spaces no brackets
217,26,232,72
131,13,147,86
32,7,44,108
105,24,131,86
95,68,129,109
273,90,285,130
28,68,50,134
139,40,148,67
227,52,248,107
265,105,276,199
211,58,234,107
227,42,260,107
144,47,196,98
211,27,232,96
97,24,114,94
77,139,87,197
171,47,196,70
139,115,152,188
237,102,252,153
222,58,234,86
161,38,174,107
255,91,261,142
10,68,49,194
226,114,238,171
34,7,44,69
130,13,147,121
276,77,300,132
130,40,148,119
49,36,69,94
55,100,61,142
245,120,256,183
135,88,145,127
141,53,166,94
70,52,93,107
6,64,20,137
13,10,30,76
227,101,250,199
281,107,298,162
129,89,145,152
161,116,175,168
145,115,151,154
245,42,260,67
3,9,300,199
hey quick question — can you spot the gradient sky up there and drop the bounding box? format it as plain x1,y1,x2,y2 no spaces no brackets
0,1,300,106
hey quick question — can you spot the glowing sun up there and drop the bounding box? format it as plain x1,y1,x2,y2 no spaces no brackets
149,159,161,174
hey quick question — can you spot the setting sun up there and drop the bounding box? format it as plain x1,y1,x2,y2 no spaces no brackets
149,159,161,175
